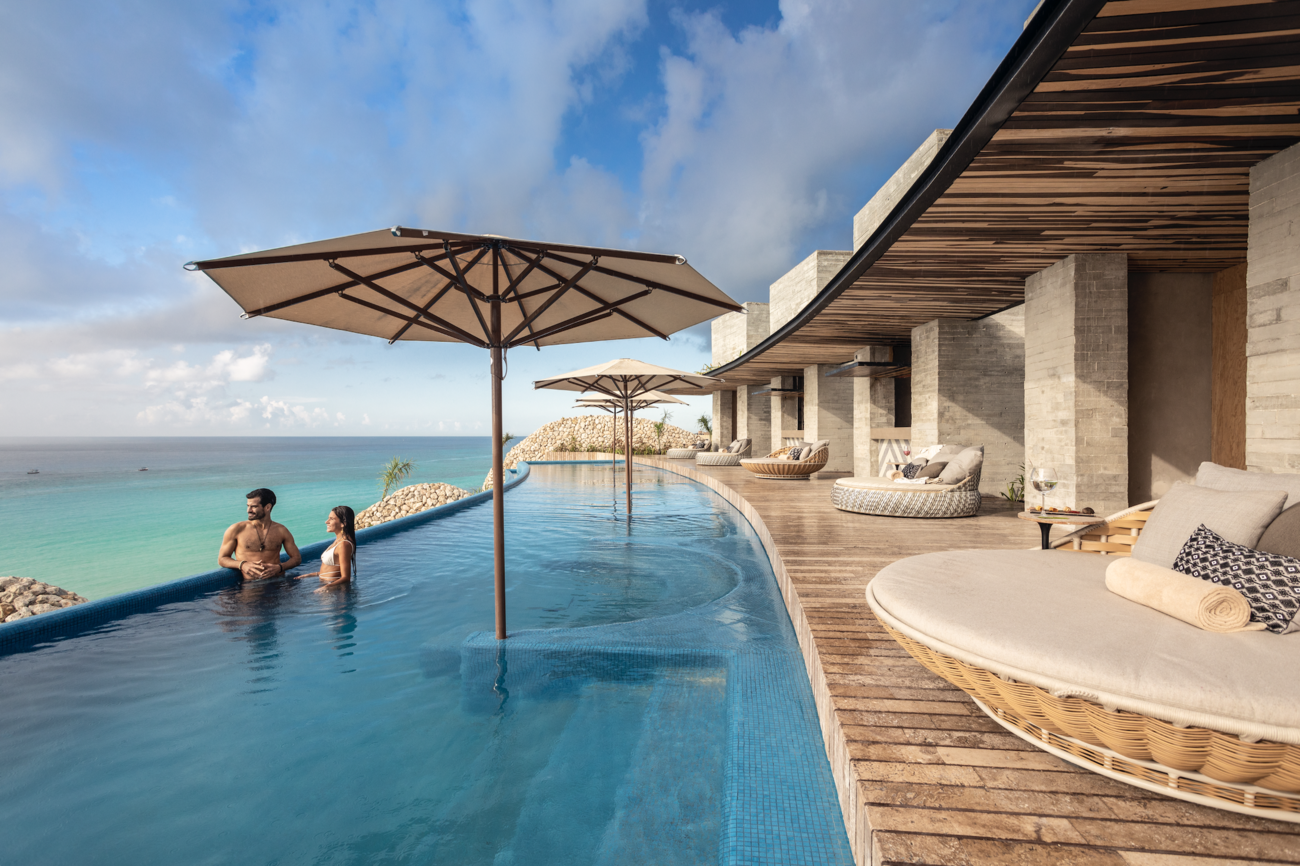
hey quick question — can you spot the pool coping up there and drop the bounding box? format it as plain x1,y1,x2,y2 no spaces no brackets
0,463,531,653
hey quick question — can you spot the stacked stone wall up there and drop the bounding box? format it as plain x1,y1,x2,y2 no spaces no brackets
486,415,700,488
1,577,87,623
1246,140,1300,472
356,482,473,529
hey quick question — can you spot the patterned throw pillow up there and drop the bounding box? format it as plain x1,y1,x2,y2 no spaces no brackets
787,447,804,461
902,462,924,479
1172,524,1300,634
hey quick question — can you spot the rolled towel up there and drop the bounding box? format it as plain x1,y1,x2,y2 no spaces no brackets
1105,557,1265,633
887,469,904,480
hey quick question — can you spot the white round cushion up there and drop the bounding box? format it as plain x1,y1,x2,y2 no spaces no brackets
866,549,1300,745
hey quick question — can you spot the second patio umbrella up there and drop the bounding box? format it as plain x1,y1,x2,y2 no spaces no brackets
186,229,738,639
535,359,722,513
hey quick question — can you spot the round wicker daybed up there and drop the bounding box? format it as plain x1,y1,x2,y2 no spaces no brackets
665,446,710,459
739,441,829,479
866,538,1300,822
831,473,981,518
695,439,751,467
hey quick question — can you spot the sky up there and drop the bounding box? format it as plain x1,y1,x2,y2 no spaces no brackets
0,0,1038,438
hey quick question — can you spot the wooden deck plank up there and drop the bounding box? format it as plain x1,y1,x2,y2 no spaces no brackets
635,457,1300,865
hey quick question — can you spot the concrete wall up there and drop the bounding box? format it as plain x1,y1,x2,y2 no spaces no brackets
712,389,736,450
853,346,896,478
909,306,1026,495
711,302,769,367
769,251,853,335
771,376,800,453
1128,272,1213,502
736,384,771,449
853,129,952,251
803,364,854,474
1246,140,1300,473
1025,254,1129,513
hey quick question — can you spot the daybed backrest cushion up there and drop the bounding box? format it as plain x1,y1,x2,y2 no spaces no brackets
1257,504,1300,559
932,444,966,463
1131,482,1287,568
938,446,984,485
806,440,830,459
1197,461,1300,509
916,461,948,479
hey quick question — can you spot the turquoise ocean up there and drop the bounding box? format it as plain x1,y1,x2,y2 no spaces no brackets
0,437,504,601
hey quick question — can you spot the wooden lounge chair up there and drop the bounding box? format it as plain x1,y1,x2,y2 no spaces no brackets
739,441,829,479
868,467,1300,823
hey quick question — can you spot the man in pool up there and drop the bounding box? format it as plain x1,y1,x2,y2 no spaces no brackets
218,488,302,580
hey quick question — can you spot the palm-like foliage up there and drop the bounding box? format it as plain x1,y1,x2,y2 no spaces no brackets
697,414,711,435
651,410,672,453
379,457,415,500
501,432,516,448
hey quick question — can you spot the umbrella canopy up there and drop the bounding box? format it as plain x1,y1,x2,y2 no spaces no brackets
536,359,722,512
186,229,738,640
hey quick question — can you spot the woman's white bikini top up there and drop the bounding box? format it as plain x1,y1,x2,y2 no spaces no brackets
322,540,351,567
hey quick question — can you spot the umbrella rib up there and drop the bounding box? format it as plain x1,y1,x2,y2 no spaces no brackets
193,241,477,271
443,244,493,344
497,248,546,348
518,310,615,346
336,293,485,346
386,246,490,343
532,260,668,341
241,259,426,318
416,249,492,304
506,289,647,348
501,256,600,345
541,250,742,312
329,261,487,347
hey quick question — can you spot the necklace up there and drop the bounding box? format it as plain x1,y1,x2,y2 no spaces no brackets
252,522,268,552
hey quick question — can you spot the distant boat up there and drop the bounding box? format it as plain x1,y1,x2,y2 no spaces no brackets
27,470,39,475
139,467,148,472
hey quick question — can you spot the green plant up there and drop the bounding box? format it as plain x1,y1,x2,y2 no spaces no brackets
697,414,712,435
379,457,415,499
501,432,516,448
1001,463,1026,503
651,410,672,453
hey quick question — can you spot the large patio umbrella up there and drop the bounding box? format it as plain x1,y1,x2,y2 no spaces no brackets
535,359,722,513
574,390,686,469
185,228,738,639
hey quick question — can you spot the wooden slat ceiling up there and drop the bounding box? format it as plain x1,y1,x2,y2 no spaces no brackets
713,0,1300,386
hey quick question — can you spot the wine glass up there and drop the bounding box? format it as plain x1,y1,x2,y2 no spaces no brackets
1031,467,1059,513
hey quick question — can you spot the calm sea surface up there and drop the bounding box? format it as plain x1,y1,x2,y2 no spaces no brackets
0,437,502,600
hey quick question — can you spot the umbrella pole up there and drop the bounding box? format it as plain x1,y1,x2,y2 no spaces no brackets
490,311,506,641
611,406,618,470
625,396,633,514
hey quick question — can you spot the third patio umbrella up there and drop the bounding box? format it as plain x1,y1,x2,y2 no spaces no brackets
535,359,722,513
574,390,686,470
186,229,738,639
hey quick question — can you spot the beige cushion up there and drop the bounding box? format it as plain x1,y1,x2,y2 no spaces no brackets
1258,503,1300,560
1131,482,1287,568
806,439,830,457
938,446,983,485
834,476,962,492
1197,461,1300,509
866,549,1300,745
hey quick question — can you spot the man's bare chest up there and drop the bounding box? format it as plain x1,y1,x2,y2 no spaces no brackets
237,523,280,556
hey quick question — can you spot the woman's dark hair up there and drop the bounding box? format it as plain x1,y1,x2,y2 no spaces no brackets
331,506,357,571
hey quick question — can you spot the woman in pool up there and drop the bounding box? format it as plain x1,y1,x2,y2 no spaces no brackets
297,506,356,592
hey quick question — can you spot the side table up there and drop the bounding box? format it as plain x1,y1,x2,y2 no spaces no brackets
1017,512,1105,550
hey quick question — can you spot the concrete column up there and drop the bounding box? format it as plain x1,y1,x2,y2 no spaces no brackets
771,376,799,453
853,347,896,477
803,364,854,475
712,389,736,450
736,383,771,449
1246,140,1300,472
910,307,1026,495
1025,254,1128,512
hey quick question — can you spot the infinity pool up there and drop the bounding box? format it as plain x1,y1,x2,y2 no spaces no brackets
0,463,852,865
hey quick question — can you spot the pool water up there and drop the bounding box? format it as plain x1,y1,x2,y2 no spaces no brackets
0,463,852,865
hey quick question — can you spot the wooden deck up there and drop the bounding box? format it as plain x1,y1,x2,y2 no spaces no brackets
636,457,1300,866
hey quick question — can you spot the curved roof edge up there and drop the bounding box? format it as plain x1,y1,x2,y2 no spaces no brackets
710,0,1105,379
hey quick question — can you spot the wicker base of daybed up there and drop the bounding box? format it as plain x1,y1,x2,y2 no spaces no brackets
831,473,981,518
665,448,707,459
696,452,745,466
880,621,1300,822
